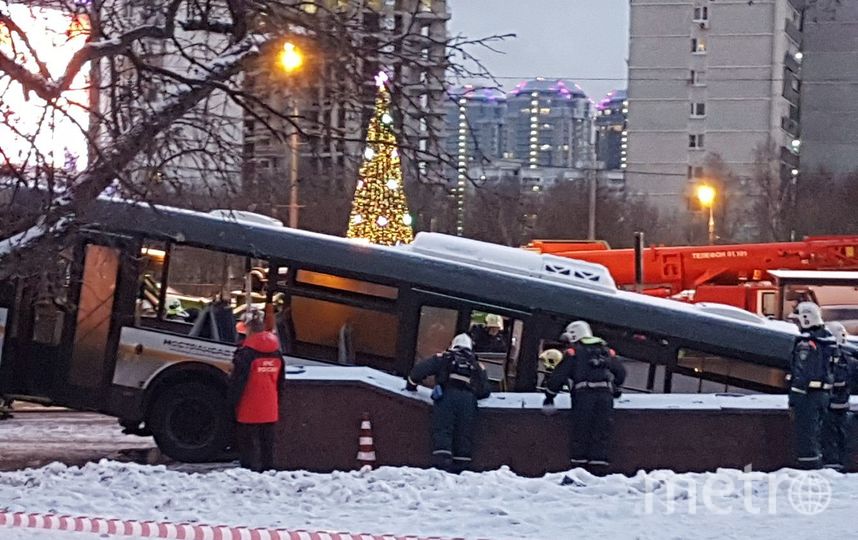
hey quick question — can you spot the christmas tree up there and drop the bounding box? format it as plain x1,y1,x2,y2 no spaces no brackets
346,72,414,246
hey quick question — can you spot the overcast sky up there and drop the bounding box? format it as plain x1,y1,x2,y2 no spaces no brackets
447,0,629,101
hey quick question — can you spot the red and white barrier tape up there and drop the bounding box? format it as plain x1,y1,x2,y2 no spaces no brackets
0,511,465,540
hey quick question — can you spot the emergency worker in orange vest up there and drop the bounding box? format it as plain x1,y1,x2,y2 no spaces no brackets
228,309,284,471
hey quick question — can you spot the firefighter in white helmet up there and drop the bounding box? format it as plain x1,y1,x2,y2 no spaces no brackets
471,313,508,353
821,321,856,470
789,302,836,469
406,333,491,472
544,320,626,472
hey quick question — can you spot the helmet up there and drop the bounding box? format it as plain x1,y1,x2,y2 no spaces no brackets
539,349,563,371
485,314,504,330
796,302,824,329
827,321,848,346
165,297,189,319
560,320,592,343
236,307,265,334
450,333,473,350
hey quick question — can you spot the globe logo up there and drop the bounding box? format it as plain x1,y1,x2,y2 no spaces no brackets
788,472,832,515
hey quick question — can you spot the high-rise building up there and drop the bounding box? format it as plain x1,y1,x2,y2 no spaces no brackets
504,78,593,169
445,86,506,235
242,0,450,212
594,89,628,171
626,0,803,224
800,0,858,175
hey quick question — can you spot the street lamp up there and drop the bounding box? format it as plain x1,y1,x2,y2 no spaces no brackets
278,41,304,229
696,184,716,245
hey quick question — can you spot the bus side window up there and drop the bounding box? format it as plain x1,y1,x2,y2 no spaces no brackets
136,241,167,323
32,253,72,346
415,306,458,361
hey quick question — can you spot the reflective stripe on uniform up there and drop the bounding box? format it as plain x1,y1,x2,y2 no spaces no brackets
432,449,452,455
452,456,472,462
790,387,807,394
833,381,847,387
830,402,850,410
797,455,821,462
574,381,611,390
807,381,832,389
449,373,470,384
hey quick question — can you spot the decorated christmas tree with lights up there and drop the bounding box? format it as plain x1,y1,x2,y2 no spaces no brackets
346,72,414,245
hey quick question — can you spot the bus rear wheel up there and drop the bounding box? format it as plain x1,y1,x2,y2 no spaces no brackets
148,382,231,463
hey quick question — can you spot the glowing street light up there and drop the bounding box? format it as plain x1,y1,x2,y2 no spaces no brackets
279,41,304,73
696,184,717,245
278,40,305,229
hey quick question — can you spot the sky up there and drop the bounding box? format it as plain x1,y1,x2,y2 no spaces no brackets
447,0,629,101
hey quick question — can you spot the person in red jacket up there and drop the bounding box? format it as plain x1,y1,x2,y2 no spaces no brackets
228,309,284,472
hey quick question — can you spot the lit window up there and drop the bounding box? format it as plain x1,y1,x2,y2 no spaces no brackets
692,38,706,53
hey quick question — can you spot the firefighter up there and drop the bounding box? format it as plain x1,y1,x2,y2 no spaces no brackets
543,321,626,471
406,333,491,472
822,322,855,470
227,309,284,472
789,302,836,469
471,314,508,353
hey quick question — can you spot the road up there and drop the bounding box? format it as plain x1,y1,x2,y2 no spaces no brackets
0,410,160,471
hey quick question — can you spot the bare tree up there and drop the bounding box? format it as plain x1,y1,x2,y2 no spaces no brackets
0,0,505,272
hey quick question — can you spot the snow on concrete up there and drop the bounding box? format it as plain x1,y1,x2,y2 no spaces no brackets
286,365,858,411
0,461,854,540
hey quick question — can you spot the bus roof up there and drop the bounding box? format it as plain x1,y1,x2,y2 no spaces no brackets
83,198,798,367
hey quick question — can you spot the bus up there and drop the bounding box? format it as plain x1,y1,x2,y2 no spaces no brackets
0,197,799,462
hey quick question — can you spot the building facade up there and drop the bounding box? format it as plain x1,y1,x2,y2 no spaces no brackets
800,0,858,175
626,0,803,230
595,89,628,171
504,78,594,170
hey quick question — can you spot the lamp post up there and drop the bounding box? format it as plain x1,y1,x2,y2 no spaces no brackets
696,184,716,245
278,41,304,229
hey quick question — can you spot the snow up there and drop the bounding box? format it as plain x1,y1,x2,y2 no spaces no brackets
0,461,855,540
286,365,858,411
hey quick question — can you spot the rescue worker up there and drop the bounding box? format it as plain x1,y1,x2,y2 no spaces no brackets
543,321,626,471
788,302,836,469
822,322,854,470
471,314,508,353
227,309,284,472
539,348,563,387
406,333,491,472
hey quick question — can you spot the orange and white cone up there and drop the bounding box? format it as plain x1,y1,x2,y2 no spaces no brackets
357,412,377,468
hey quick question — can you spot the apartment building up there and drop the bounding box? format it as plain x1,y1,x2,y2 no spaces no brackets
626,0,803,229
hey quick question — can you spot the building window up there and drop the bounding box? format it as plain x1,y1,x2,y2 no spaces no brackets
691,38,706,54
690,70,705,86
691,103,706,117
693,6,709,21
689,134,705,149
687,166,704,179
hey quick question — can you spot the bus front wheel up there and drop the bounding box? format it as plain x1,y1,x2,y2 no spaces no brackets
148,382,231,463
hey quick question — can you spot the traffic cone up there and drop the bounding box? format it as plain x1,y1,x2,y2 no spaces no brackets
356,412,377,468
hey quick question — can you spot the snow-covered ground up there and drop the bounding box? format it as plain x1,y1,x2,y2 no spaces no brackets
0,461,855,540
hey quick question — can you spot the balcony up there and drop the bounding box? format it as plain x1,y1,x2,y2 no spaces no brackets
784,52,800,74
779,146,800,168
781,116,800,137
785,19,802,45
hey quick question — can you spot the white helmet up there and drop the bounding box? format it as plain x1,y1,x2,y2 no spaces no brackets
539,349,563,371
450,333,473,350
827,321,848,346
561,320,592,343
796,302,824,329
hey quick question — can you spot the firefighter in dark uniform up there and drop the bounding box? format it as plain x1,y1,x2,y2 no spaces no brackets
789,302,835,470
406,333,491,472
822,322,855,470
470,314,508,353
543,321,626,471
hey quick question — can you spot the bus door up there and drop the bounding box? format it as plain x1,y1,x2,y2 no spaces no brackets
57,238,137,410
406,289,530,391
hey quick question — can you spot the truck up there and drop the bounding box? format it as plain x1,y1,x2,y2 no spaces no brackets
526,236,858,317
